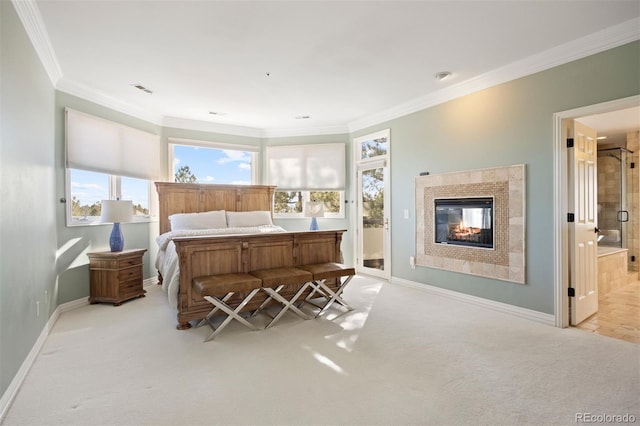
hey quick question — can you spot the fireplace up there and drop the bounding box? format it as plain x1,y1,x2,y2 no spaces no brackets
435,197,494,248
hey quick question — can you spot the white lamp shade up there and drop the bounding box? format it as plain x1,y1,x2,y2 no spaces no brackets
305,201,325,218
101,200,133,223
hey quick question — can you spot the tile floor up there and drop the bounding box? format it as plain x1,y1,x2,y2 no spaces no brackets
575,279,640,344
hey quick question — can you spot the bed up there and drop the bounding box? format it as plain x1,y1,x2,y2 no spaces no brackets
155,182,347,329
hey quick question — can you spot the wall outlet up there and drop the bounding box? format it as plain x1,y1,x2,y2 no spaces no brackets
409,256,415,269
404,209,409,219
36,301,40,317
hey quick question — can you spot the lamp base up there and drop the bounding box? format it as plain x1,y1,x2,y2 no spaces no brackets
110,222,124,252
310,217,319,231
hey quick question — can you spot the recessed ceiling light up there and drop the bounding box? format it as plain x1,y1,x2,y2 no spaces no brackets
131,84,153,94
435,71,452,81
597,136,607,140
294,115,311,120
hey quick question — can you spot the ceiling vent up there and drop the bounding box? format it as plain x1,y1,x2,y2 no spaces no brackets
131,84,153,94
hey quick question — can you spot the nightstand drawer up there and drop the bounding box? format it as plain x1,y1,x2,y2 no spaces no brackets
89,256,142,270
117,256,143,269
120,278,145,295
118,266,142,282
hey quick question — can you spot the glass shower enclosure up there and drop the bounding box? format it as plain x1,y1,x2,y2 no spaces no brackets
597,147,633,249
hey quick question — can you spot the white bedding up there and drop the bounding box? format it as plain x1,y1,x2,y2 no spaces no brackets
155,225,286,309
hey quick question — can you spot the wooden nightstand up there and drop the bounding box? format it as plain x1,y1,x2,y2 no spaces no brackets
87,249,147,306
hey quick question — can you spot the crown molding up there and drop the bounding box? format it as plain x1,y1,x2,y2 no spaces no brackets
162,116,264,138
261,125,349,138
348,17,640,133
56,78,164,125
12,0,63,86
163,116,349,138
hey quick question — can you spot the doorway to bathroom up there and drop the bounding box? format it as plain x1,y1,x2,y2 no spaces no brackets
554,95,640,344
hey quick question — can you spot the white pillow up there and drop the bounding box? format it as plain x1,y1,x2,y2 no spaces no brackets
169,210,227,230
226,211,273,227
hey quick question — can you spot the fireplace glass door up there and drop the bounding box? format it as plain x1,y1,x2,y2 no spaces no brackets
435,198,494,248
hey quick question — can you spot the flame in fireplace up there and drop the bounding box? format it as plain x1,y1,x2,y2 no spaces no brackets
450,222,481,240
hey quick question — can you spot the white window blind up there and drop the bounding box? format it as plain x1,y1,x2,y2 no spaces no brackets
65,108,161,180
266,143,345,190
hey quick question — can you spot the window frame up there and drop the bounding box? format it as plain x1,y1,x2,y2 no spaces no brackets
65,168,156,227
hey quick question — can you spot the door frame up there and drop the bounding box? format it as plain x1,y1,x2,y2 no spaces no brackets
553,95,639,328
352,129,391,280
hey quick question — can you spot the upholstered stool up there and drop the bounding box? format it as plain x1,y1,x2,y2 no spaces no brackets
192,273,263,342
298,263,355,318
250,268,313,328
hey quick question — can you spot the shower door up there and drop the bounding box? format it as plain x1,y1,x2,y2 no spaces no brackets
597,148,628,248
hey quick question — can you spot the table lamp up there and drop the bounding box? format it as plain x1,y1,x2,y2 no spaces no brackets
305,201,324,231
101,200,133,252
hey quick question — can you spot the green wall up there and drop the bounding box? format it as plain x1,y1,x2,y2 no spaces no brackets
353,41,640,314
1,1,57,396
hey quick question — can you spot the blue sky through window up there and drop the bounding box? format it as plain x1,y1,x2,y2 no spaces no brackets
173,145,252,185
70,170,149,211
70,169,108,206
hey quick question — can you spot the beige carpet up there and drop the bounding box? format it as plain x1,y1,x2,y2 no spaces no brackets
2,276,639,426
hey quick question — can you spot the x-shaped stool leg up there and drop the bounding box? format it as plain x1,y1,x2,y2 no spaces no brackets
307,275,354,318
198,289,261,341
255,282,312,328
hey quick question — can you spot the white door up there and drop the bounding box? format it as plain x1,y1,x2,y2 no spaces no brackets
357,163,390,279
354,129,391,280
568,120,599,325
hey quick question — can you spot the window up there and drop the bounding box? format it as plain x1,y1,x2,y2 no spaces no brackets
169,138,258,184
122,176,151,218
267,143,345,218
359,134,388,160
273,191,344,218
67,169,151,225
65,109,160,226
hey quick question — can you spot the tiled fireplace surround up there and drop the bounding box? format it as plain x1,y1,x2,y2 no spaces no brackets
415,164,526,284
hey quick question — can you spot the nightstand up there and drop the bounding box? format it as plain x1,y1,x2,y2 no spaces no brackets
87,249,147,306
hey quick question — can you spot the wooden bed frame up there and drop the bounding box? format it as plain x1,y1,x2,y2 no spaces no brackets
155,182,347,329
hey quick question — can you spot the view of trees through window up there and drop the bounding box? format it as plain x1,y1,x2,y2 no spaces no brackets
360,137,388,159
274,191,342,215
70,198,149,219
361,168,384,227
174,165,198,183
360,136,386,227
69,169,149,223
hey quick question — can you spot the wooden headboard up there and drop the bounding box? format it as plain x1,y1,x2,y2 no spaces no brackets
155,182,276,234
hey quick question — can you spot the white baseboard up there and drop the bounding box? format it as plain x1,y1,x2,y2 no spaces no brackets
0,277,158,423
143,277,159,288
390,276,556,327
